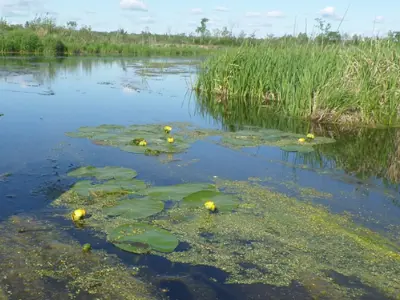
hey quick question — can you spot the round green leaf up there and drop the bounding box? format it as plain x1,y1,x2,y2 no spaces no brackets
71,179,145,196
280,145,315,153
108,223,179,253
145,183,215,201
68,166,137,180
104,197,164,219
182,190,240,212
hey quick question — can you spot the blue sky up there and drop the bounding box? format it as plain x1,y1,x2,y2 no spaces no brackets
0,0,397,37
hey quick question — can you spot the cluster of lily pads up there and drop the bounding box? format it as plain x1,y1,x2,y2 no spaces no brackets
65,122,336,154
53,166,240,254
65,124,196,156
218,128,334,153
52,166,400,298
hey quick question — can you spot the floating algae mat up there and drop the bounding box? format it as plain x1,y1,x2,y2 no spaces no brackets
0,215,160,300
218,128,336,153
65,123,336,155
53,166,400,299
65,123,213,156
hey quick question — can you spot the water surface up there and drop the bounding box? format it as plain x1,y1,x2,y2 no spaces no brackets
1,56,399,300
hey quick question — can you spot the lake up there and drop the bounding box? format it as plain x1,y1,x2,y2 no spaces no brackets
0,56,399,300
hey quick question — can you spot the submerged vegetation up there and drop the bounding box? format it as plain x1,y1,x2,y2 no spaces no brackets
0,215,160,299
51,164,400,299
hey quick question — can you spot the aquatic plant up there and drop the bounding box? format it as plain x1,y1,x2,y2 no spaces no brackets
0,215,159,299
157,180,400,298
66,122,335,155
218,127,335,153
195,43,400,126
52,165,400,299
71,208,86,221
65,123,200,156
108,223,179,254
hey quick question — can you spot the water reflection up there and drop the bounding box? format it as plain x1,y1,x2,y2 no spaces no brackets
0,56,199,92
194,95,400,190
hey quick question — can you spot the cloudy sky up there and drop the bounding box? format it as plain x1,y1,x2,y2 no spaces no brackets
0,0,396,37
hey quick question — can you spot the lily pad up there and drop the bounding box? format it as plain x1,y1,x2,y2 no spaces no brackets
104,197,164,219
280,145,315,153
182,190,240,212
108,223,179,254
65,123,197,156
68,166,138,180
144,183,215,201
71,179,145,196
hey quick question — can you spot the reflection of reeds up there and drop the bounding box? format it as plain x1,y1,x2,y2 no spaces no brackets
195,95,400,185
195,43,400,126
386,130,400,183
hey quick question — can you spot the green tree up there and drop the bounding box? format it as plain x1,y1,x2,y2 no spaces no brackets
195,18,209,37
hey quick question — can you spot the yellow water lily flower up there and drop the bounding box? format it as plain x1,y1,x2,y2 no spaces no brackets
307,133,315,139
71,209,86,222
204,201,216,212
298,138,306,143
167,137,174,143
139,140,147,146
164,126,172,133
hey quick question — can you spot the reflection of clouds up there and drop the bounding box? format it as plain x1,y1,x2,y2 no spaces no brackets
122,86,138,94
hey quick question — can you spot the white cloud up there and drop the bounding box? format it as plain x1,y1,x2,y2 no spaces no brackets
190,8,203,14
319,6,342,20
266,10,284,18
245,12,261,17
120,0,147,11
214,6,228,12
374,15,384,23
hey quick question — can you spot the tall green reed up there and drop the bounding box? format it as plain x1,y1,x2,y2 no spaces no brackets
195,42,400,126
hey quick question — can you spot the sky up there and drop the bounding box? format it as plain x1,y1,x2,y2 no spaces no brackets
0,0,398,37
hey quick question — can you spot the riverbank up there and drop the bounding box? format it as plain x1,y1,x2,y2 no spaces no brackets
0,21,231,56
0,28,219,56
194,42,400,126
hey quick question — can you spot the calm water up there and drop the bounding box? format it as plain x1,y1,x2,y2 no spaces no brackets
1,56,399,300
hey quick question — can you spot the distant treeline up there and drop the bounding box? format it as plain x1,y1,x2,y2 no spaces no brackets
1,15,400,56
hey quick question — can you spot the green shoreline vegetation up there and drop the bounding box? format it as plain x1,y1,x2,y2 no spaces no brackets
194,20,400,127
0,15,245,56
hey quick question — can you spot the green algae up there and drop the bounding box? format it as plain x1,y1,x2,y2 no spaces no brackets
0,215,161,300
52,165,400,299
154,180,400,299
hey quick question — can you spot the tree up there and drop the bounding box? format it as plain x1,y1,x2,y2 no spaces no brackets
66,21,77,30
195,18,209,37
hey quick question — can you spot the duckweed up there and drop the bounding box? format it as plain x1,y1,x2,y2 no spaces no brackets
0,215,160,299
52,165,400,299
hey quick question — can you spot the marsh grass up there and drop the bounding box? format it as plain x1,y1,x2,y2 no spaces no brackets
0,28,216,56
195,42,400,126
